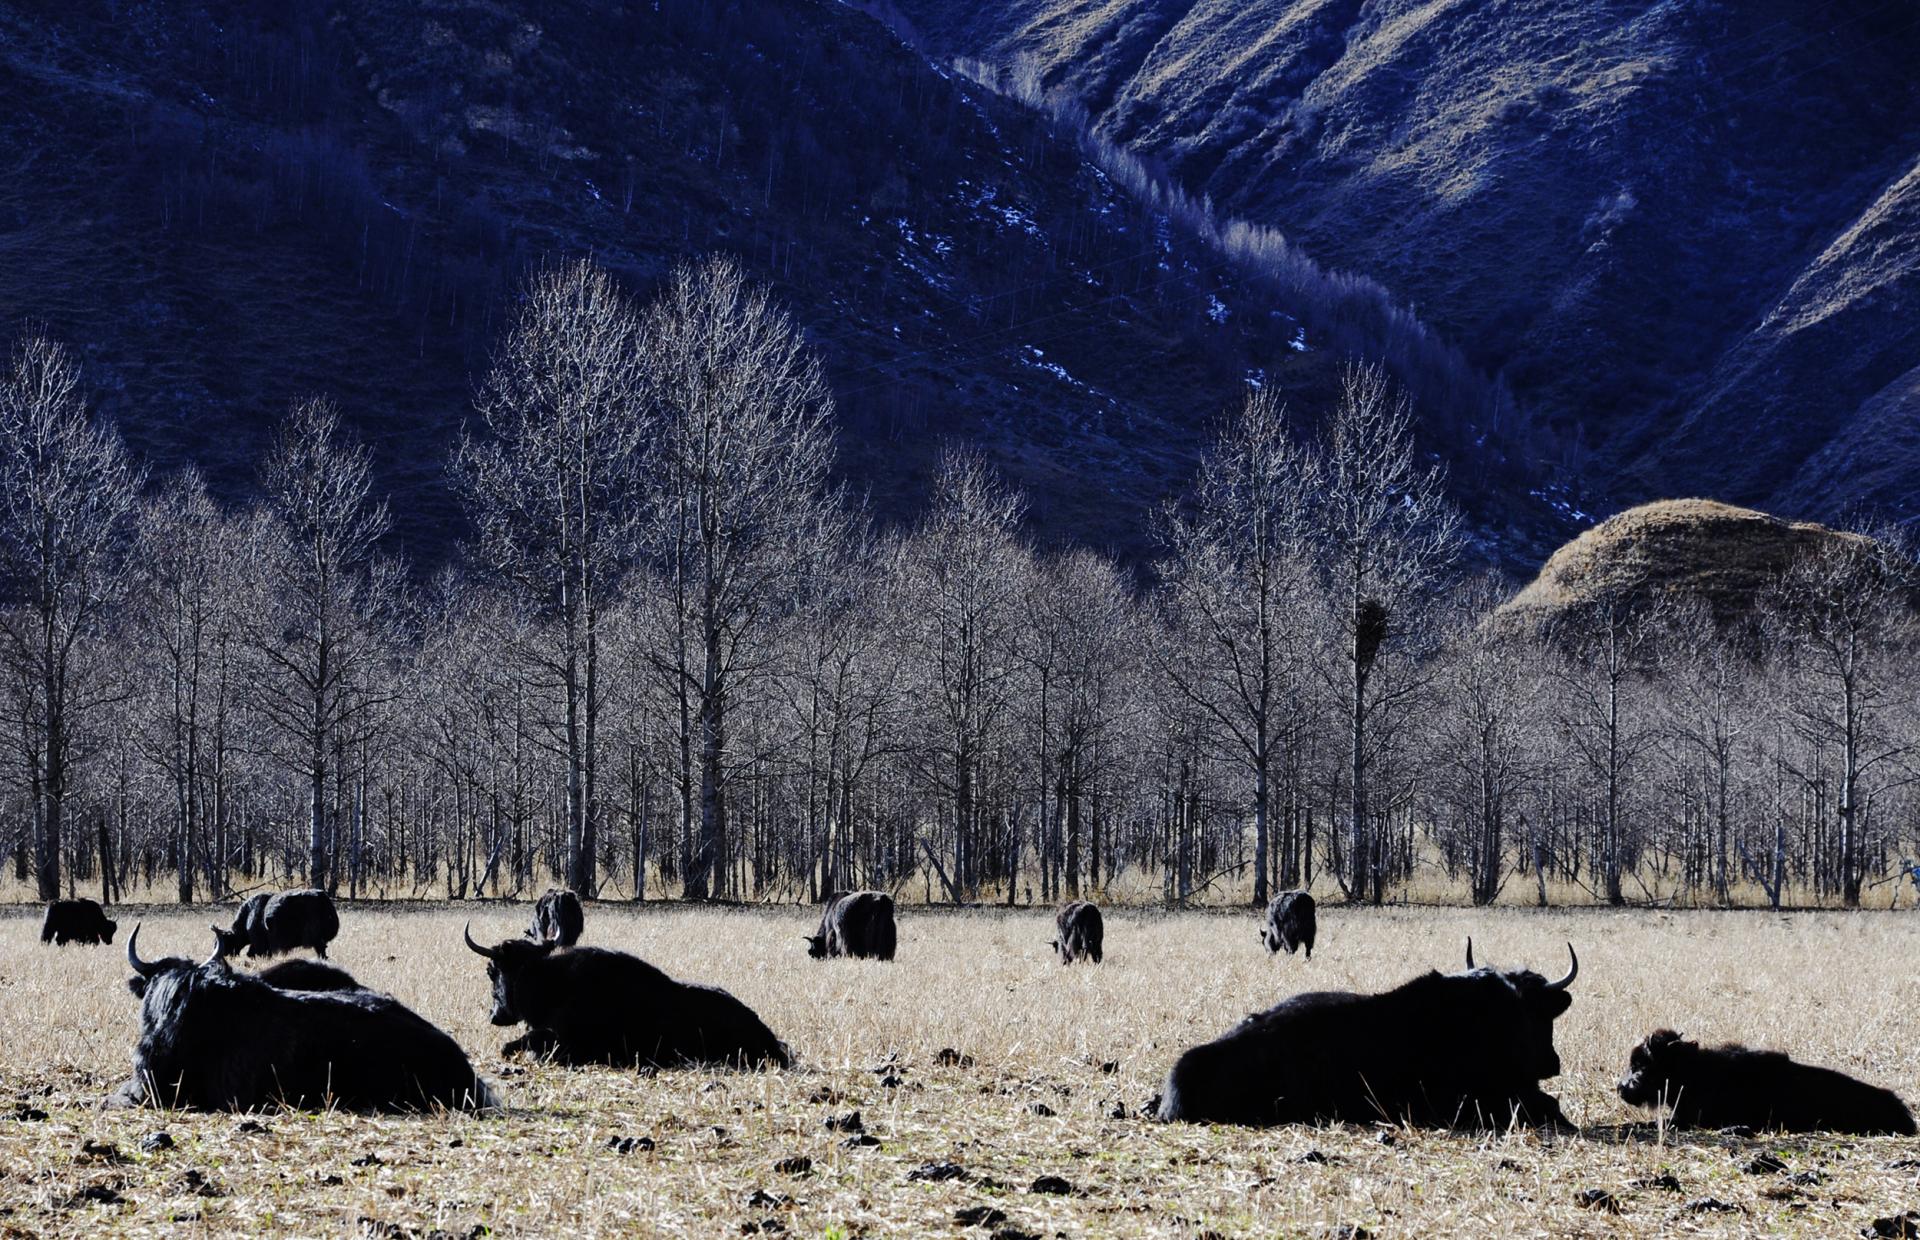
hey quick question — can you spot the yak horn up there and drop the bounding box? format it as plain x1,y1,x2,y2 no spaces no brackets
1464,937,1475,970
1546,943,1578,991
463,923,499,960
127,923,157,977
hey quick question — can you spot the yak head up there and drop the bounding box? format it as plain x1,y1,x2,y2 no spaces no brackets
803,933,829,959
1617,1029,1694,1108
124,924,225,1000
1464,937,1578,1082
209,923,251,961
464,925,555,1026
99,916,118,944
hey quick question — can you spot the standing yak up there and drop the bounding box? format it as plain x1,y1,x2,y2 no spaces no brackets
1052,901,1104,964
529,889,585,946
114,927,495,1112
464,928,790,1069
1618,1029,1917,1135
1261,891,1316,959
805,891,896,961
41,898,117,946
1156,940,1579,1129
213,889,339,959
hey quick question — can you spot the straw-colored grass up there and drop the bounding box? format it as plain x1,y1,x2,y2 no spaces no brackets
1,902,1917,1236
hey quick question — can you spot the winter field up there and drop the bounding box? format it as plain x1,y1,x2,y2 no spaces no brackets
1,902,1917,1238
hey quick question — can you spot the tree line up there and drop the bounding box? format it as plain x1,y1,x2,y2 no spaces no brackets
4,257,1917,911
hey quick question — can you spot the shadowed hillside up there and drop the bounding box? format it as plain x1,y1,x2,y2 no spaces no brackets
883,0,1920,528
0,0,1430,564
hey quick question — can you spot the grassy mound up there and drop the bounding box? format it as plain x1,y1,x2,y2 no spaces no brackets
1495,499,1864,629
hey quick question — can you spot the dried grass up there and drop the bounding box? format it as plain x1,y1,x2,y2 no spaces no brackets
0,902,1916,1236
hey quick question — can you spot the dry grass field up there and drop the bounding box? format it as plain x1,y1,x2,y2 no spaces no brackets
1,901,1918,1237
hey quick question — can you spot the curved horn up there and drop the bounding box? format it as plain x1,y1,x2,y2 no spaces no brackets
206,927,231,965
463,923,499,961
1464,936,1475,970
1546,942,1578,991
127,923,157,977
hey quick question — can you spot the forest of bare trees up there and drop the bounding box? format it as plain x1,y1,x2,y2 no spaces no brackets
5,257,1919,912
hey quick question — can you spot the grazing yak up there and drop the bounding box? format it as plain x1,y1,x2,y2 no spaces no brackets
213,889,339,959
529,889,585,947
1261,891,1316,959
40,898,117,946
113,926,495,1112
1156,939,1579,1129
1618,1029,1916,1135
1052,901,1104,964
464,928,790,1070
805,891,896,961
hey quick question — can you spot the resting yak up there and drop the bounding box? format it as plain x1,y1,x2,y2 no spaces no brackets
529,889,585,947
805,890,896,960
1156,939,1578,1129
1261,891,1316,959
464,928,790,1070
113,926,495,1112
41,898,117,946
1052,901,1104,964
1618,1029,1916,1135
213,889,339,959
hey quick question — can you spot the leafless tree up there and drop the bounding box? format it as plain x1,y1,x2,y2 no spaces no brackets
0,333,142,900
458,259,647,896
252,396,396,893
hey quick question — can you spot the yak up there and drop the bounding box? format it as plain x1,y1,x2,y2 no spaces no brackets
113,926,495,1112
1618,1029,1916,1135
40,898,117,946
1156,939,1578,1129
529,889,585,947
464,928,790,1070
805,891,896,960
254,957,364,992
1052,901,1104,964
1261,891,1316,959
213,889,339,959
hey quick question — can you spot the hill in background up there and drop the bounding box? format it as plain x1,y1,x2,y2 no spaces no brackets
882,0,1920,530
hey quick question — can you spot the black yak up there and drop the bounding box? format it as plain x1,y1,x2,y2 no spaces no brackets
529,889,585,947
1156,940,1578,1129
112,926,495,1112
1618,1029,1916,1135
40,898,116,946
464,928,790,1070
805,891,896,960
1261,891,1316,958
213,889,339,959
1052,901,1104,964
254,958,364,992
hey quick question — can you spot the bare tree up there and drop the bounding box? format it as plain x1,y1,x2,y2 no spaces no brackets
636,256,835,900
1158,387,1319,907
458,259,647,897
253,397,395,892
127,470,256,901
1310,363,1462,904
1766,535,1918,906
0,333,142,900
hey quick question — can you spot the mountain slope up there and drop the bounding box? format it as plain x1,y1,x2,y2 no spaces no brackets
883,0,1920,526
0,0,1371,563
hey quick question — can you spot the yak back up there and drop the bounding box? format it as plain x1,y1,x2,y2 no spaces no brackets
1665,1040,1915,1135
1159,969,1561,1128
1054,901,1104,963
505,944,788,1069
813,891,896,960
131,963,492,1111
42,899,115,945
257,958,363,992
